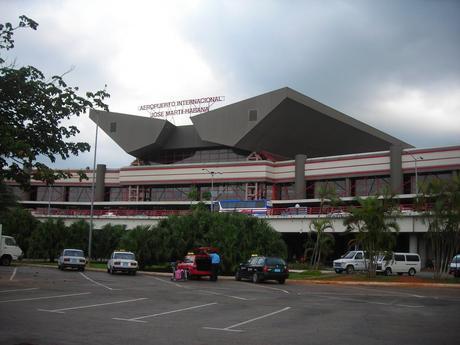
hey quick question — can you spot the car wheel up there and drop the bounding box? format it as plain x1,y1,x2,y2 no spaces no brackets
408,268,416,276
455,271,460,278
110,267,114,275
107,267,110,273
235,271,241,281
80,267,85,272
346,265,354,274
252,273,261,283
278,278,286,284
58,265,62,270
1,256,12,266
384,267,392,276
132,271,137,276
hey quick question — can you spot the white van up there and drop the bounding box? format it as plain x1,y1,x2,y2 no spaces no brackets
376,252,421,276
333,250,368,274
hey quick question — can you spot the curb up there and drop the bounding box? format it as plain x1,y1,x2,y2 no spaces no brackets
15,263,460,287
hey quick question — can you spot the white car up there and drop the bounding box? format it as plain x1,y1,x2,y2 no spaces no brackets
448,254,460,278
58,249,86,271
107,251,138,275
333,250,368,274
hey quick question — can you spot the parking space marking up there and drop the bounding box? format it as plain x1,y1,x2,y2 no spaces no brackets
317,294,424,308
0,288,39,293
246,283,290,294
196,289,250,301
0,292,90,304
38,297,148,314
9,267,17,281
79,272,116,290
113,302,218,323
203,306,291,332
150,276,186,288
349,285,425,299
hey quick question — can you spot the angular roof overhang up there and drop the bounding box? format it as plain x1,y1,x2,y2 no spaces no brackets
90,87,412,161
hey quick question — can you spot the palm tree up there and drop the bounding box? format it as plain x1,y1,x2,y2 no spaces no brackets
344,196,399,278
309,219,334,270
419,173,460,279
309,184,339,268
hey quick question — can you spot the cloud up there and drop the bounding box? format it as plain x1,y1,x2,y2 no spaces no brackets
2,0,459,169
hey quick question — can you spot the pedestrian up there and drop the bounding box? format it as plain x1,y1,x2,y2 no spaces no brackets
209,250,220,281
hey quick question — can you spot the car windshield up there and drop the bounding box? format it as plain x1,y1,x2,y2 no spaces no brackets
114,253,135,260
343,251,357,259
183,256,194,263
64,250,84,257
266,258,286,266
452,255,460,263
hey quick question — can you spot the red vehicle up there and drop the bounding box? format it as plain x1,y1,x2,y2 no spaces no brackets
176,247,218,279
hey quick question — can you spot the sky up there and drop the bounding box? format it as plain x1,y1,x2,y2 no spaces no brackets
2,0,460,169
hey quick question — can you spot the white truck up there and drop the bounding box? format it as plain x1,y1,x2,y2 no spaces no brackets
333,250,368,274
0,224,23,266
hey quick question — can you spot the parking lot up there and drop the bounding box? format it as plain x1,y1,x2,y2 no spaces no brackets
1,265,459,345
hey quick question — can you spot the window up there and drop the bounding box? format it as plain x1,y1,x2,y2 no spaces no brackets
249,109,258,121
394,254,405,262
110,122,117,132
256,257,265,265
355,252,363,260
406,255,420,262
5,238,16,246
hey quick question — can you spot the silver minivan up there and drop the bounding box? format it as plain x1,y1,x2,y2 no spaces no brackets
376,252,421,276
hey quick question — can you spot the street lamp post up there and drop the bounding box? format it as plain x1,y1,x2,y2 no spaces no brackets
408,153,423,196
202,169,223,212
88,117,99,264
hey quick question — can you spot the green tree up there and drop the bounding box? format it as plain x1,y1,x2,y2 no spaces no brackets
419,174,460,279
308,219,335,270
29,219,66,262
119,225,156,269
92,224,126,260
65,220,89,253
154,208,287,274
344,195,399,278
0,207,38,256
308,183,339,268
0,15,110,189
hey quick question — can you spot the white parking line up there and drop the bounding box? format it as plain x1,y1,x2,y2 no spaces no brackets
0,288,39,293
197,289,250,301
79,272,115,290
246,283,289,294
9,267,17,281
203,306,291,332
150,276,185,288
318,294,424,308
38,297,148,314
0,292,90,303
113,302,218,323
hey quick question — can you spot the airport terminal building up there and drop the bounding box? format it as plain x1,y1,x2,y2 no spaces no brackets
11,87,460,263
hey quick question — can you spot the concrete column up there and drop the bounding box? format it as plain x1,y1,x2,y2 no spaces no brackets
345,178,351,197
95,164,106,202
295,154,307,199
409,234,418,253
390,145,403,194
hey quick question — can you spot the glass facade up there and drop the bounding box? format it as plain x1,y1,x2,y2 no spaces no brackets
313,179,347,198
68,187,92,202
148,148,250,164
36,186,65,201
352,176,390,196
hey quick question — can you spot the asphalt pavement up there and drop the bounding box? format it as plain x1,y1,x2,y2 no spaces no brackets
0,265,459,345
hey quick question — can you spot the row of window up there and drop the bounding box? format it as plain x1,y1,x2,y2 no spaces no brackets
10,172,455,202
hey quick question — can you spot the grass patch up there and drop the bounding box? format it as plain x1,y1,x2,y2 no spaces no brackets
288,270,324,280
